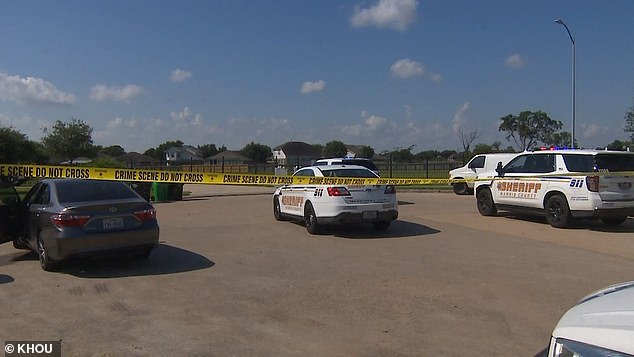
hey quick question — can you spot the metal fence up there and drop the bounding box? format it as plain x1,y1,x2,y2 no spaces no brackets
179,160,462,179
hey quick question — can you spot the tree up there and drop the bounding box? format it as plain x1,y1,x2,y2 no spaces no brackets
41,119,95,163
606,139,630,151
358,145,375,159
323,140,348,157
545,131,575,148
415,150,440,161
625,102,634,142
240,142,271,163
198,143,221,158
457,127,479,156
0,126,48,163
384,146,415,162
498,110,563,151
101,145,125,157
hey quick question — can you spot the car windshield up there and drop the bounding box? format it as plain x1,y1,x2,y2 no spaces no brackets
320,168,378,178
56,180,139,203
341,159,378,171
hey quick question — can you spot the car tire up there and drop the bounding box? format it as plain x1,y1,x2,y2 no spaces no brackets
12,237,29,250
37,235,56,271
304,202,322,234
545,194,571,228
273,196,285,221
372,221,391,231
476,188,497,216
453,182,469,195
601,216,627,226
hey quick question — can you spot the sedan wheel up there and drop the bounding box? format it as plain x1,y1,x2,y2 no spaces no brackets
304,202,322,234
37,235,55,271
273,196,284,221
545,195,571,228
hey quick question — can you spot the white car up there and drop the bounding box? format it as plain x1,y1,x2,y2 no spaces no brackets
474,149,634,228
273,165,398,234
449,152,518,195
548,281,634,356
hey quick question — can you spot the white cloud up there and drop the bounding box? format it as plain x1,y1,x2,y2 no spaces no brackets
301,80,326,94
505,54,526,69
0,72,75,105
350,0,418,31
581,122,603,139
90,84,144,102
390,59,424,78
452,102,470,134
170,69,192,83
429,72,443,82
106,117,138,129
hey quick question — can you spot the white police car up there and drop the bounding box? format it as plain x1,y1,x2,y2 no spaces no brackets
474,149,634,228
548,281,634,356
273,165,398,234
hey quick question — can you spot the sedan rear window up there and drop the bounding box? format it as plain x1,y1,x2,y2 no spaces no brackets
56,180,139,203
320,168,378,178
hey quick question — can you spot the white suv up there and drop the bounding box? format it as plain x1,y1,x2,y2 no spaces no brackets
474,149,634,228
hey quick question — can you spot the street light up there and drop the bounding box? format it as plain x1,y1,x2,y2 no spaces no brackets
554,18,576,148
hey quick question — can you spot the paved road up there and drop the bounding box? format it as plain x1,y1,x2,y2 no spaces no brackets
1,187,633,356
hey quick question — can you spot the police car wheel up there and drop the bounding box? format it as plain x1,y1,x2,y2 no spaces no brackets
304,202,322,234
453,183,469,195
545,194,571,228
476,188,497,216
601,216,627,226
273,196,285,221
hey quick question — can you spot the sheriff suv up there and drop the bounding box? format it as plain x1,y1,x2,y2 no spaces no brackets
474,149,634,228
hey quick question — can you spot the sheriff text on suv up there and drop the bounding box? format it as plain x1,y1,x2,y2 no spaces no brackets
473,149,634,228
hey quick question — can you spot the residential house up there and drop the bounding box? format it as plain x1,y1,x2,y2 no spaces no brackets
272,141,322,167
164,145,203,165
208,151,250,165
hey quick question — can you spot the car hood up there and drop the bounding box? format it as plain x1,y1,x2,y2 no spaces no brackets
552,281,634,354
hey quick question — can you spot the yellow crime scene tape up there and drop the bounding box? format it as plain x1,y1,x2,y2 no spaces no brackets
2,164,633,186
0,163,453,186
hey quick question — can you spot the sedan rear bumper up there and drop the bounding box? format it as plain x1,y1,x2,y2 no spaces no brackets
317,210,398,225
45,225,160,260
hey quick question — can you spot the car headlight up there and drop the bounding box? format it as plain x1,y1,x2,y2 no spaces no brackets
551,338,631,357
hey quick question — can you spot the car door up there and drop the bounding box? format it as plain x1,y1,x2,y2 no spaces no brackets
493,154,555,208
279,168,314,216
0,182,22,244
20,182,51,243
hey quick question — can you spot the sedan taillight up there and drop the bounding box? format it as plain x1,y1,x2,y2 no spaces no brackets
50,213,91,228
327,187,351,196
385,185,396,194
586,176,599,192
134,208,157,221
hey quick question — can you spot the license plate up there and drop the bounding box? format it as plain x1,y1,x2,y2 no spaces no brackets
618,182,632,190
103,217,124,230
363,211,377,220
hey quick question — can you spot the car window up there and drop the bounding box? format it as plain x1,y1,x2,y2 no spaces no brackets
293,169,315,177
320,168,378,178
23,182,43,205
468,156,485,169
342,159,378,171
56,180,138,203
504,154,554,174
562,154,595,172
32,184,50,205
0,184,20,211
595,153,634,172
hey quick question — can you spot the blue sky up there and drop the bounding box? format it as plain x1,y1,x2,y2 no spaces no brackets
1,0,633,154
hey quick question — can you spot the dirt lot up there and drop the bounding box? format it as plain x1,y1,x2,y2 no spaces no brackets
2,185,634,356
